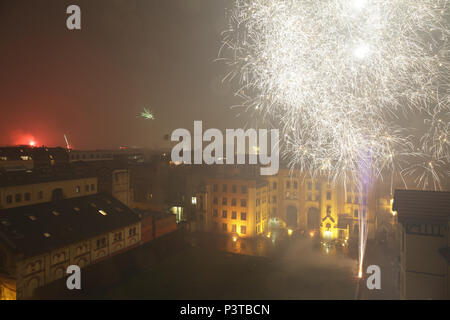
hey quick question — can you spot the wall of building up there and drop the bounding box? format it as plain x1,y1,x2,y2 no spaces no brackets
0,177,98,209
399,222,449,299
5,222,141,300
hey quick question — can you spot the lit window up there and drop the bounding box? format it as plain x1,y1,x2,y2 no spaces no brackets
191,197,197,205
43,233,51,238
28,215,37,221
76,186,80,193
52,210,60,216
98,210,107,216
74,207,80,212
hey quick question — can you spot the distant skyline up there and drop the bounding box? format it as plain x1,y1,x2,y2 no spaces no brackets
0,0,260,150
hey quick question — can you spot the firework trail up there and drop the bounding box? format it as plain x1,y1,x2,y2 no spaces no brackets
220,0,450,276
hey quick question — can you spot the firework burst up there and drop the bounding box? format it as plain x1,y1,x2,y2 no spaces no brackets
138,107,155,120
221,0,450,189
221,0,450,278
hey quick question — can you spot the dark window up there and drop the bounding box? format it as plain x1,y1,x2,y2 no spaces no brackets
222,184,227,192
6,195,12,204
213,209,218,217
15,194,22,203
91,184,95,191
241,186,247,194
38,191,43,200
96,238,107,249
222,223,227,232
241,212,247,221
354,209,359,218
232,224,236,233
85,185,89,192
222,197,227,205
128,227,137,237
113,232,122,242
51,188,64,201
326,192,331,200
213,184,218,192
231,198,236,206
326,206,331,215
24,193,31,201
222,210,227,218
231,211,237,219
241,226,247,234
213,197,218,205
294,181,298,189
232,185,237,193
240,199,247,207
286,181,291,188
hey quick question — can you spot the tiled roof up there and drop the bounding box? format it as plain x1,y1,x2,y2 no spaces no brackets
0,193,140,258
393,189,450,223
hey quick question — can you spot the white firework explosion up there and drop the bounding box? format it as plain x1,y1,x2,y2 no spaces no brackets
220,0,450,278
220,0,450,190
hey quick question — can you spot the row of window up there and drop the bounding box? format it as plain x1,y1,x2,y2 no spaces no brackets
213,197,247,207
305,191,333,201
5,190,44,204
70,153,113,160
75,184,96,193
213,184,248,194
96,227,138,249
213,210,247,221
346,196,367,205
213,222,247,234
4,184,96,205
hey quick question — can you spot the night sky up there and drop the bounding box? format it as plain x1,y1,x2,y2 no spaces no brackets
0,0,250,149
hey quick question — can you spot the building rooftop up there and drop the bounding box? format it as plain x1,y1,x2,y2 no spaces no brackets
0,193,140,258
0,164,97,187
393,189,450,223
